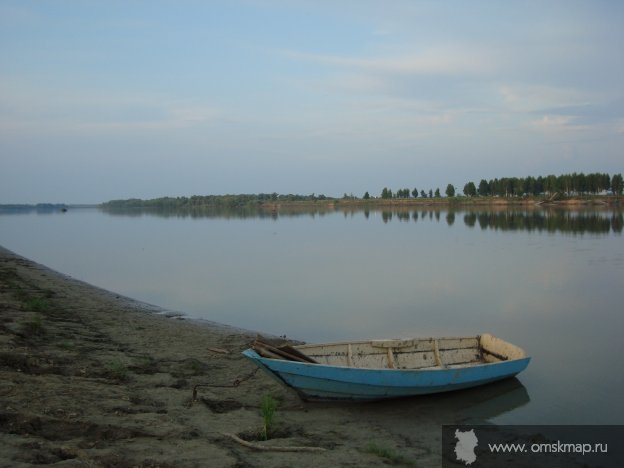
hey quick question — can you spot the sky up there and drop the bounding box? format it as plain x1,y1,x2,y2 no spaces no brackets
1,0,623,203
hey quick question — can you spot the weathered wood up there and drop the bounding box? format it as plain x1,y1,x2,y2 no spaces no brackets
483,353,502,363
440,348,481,365
302,338,479,369
433,340,443,367
437,337,479,350
386,348,395,369
253,341,317,363
277,344,317,363
482,349,508,362
394,351,436,369
480,333,526,360
347,343,353,367
223,433,326,452
286,334,524,370
253,345,285,360
351,353,388,369
371,339,415,349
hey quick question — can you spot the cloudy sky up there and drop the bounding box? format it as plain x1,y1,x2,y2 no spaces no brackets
1,1,623,203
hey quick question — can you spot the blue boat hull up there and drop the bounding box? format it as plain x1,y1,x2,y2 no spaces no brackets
242,349,531,401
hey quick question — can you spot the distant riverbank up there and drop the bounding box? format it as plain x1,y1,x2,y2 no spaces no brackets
1,196,619,217
96,193,621,217
259,195,620,211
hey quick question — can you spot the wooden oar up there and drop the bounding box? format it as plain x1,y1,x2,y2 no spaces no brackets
253,340,317,364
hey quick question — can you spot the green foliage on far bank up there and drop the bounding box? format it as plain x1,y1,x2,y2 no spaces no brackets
98,172,622,211
100,193,332,211
377,172,622,200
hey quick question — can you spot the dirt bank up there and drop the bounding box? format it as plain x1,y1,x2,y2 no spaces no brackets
1,246,457,467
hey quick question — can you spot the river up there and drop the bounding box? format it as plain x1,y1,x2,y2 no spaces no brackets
1,204,622,425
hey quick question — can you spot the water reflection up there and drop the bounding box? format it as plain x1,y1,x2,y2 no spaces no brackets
97,205,623,236
466,210,622,235
98,204,342,220
351,378,530,425
336,378,530,463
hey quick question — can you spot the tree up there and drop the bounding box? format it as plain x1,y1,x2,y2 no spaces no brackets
381,187,392,199
434,188,441,198
363,191,370,199
445,184,455,197
545,174,558,195
478,179,490,196
428,189,433,198
420,190,427,198
535,176,544,195
612,174,623,196
412,188,419,198
463,181,477,197
513,178,525,197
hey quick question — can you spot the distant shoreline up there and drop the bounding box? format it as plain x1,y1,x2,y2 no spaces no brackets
258,195,620,210
2,195,619,214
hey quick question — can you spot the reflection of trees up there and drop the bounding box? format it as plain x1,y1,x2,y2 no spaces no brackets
98,205,623,236
464,213,477,228
397,211,410,222
99,205,332,220
357,208,621,236
612,214,623,234
471,210,620,235
446,212,455,226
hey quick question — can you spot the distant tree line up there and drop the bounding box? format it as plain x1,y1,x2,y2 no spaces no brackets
375,172,622,199
380,187,441,199
100,172,622,211
463,172,621,197
101,193,330,210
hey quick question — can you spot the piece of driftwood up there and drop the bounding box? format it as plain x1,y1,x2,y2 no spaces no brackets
223,433,326,452
206,346,229,354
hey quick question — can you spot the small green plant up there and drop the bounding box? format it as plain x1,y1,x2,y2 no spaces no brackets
187,359,205,374
366,442,416,466
58,340,75,350
105,359,128,381
260,394,278,441
24,297,49,312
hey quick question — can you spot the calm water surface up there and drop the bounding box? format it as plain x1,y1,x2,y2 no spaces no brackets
1,206,622,425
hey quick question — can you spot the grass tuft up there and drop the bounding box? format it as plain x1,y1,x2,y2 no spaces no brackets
24,297,49,312
260,394,278,441
105,359,129,381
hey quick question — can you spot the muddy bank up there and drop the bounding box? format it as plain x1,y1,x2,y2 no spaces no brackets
0,246,535,467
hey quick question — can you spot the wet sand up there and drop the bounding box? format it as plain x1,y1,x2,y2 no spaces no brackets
0,246,454,467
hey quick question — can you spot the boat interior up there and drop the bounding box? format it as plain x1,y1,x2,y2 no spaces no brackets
297,334,527,370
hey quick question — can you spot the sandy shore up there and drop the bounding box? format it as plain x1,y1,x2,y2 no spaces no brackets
0,246,459,467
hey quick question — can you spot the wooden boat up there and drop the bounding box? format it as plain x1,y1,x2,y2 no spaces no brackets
242,334,530,401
